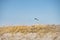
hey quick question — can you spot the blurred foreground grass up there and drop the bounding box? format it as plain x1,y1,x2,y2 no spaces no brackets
0,24,60,36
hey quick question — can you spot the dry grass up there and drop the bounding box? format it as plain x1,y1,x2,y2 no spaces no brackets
0,24,60,40
0,24,60,35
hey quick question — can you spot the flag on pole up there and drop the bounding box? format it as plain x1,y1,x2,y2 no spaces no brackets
34,18,39,21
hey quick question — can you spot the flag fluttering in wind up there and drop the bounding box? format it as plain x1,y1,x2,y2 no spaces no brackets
34,18,39,21
34,17,40,24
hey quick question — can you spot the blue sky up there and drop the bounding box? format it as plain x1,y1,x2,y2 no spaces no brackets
0,0,60,25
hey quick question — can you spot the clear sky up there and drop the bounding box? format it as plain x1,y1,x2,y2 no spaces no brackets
0,0,60,25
